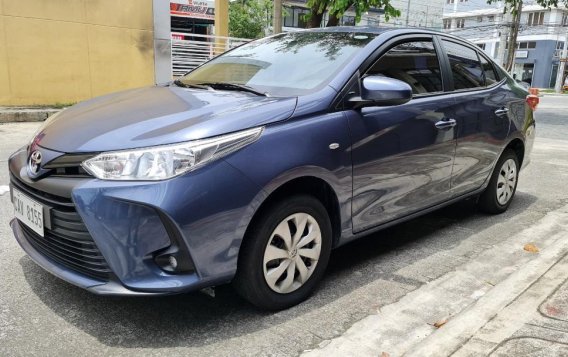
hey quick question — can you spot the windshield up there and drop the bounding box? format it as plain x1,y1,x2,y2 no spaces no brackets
177,31,377,97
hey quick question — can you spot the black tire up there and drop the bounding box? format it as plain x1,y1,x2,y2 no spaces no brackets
478,149,520,214
233,195,332,310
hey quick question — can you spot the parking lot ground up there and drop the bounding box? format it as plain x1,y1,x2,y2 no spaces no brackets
1,96,568,356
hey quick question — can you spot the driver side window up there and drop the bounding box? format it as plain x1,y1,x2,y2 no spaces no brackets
366,41,443,95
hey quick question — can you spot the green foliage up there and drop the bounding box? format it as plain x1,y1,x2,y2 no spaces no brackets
229,0,272,39
306,0,400,27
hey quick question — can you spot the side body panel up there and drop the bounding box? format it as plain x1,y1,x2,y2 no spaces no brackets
348,95,457,232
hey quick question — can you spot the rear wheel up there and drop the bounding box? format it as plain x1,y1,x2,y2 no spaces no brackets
233,195,332,310
478,149,519,214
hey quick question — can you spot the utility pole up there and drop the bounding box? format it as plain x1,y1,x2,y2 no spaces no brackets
505,0,523,72
405,0,411,26
273,0,282,34
554,30,568,93
497,11,511,67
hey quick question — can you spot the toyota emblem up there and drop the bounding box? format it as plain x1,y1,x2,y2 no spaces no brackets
28,150,42,175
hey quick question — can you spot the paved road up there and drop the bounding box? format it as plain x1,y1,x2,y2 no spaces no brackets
0,96,567,356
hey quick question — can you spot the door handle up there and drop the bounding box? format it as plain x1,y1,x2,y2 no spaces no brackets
495,108,509,117
434,118,456,130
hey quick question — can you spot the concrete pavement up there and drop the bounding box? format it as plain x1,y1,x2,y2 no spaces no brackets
304,198,568,356
0,97,567,356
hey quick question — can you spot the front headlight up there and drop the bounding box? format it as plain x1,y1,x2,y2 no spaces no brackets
82,127,263,180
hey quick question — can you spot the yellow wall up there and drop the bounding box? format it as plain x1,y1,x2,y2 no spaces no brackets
0,0,155,106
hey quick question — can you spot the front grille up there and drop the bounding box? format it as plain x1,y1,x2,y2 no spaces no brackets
43,153,95,178
11,177,111,281
50,166,91,178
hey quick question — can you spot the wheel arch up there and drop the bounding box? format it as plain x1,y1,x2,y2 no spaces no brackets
243,175,343,250
504,137,525,168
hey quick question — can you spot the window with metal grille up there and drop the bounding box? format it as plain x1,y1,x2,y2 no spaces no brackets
283,6,310,28
527,12,544,26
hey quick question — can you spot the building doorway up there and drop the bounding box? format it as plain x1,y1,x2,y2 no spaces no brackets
521,63,535,86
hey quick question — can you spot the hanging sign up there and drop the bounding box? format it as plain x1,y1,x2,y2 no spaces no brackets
170,0,215,20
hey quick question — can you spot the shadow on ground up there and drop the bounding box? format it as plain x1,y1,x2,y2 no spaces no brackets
20,192,538,349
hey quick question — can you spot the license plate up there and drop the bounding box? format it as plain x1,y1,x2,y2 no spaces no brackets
12,188,44,237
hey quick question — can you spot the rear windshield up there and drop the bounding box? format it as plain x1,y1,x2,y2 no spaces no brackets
178,32,377,96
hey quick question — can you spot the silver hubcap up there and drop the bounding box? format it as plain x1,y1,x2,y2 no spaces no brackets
263,213,322,294
496,158,517,205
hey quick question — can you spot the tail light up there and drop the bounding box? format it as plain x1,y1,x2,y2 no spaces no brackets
526,94,539,111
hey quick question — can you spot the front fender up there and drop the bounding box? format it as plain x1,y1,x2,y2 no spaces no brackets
225,112,353,241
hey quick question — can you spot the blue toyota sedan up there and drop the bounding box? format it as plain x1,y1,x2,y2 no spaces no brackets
9,27,536,310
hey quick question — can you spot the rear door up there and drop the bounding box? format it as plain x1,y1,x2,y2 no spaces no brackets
438,38,510,196
346,36,458,233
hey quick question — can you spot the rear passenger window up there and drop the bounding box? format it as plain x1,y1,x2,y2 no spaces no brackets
480,56,499,86
366,41,443,95
441,40,484,90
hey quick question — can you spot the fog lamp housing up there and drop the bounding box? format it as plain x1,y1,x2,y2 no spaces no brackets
154,246,194,274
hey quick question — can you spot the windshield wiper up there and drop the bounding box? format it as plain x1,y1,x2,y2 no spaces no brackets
173,80,210,90
196,82,269,96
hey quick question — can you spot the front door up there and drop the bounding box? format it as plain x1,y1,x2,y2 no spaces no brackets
347,39,457,233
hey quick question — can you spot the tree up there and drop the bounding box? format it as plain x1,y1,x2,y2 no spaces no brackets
229,0,273,39
306,0,400,28
504,0,523,71
486,0,568,70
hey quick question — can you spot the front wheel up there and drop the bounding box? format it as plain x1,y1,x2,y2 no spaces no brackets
478,149,519,214
233,195,332,310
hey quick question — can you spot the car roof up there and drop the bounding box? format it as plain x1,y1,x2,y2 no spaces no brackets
299,26,439,35
302,26,394,34
295,26,473,44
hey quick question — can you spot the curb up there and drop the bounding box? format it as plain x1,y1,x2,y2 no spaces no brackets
0,108,61,123
541,93,568,97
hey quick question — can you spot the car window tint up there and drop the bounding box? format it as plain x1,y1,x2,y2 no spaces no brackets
366,41,443,95
480,55,499,86
442,40,484,90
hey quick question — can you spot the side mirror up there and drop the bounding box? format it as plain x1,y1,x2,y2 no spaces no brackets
350,76,413,108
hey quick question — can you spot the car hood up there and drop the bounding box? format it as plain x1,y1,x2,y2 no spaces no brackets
36,86,298,153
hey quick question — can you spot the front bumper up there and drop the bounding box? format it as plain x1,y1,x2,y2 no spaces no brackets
9,147,262,295
11,218,158,295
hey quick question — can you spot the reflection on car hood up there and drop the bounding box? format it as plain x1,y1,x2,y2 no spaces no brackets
36,86,298,153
